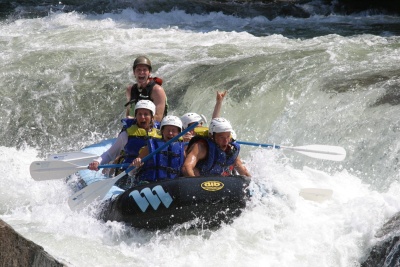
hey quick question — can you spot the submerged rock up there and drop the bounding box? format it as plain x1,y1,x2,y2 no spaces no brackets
373,87,400,107
361,212,400,266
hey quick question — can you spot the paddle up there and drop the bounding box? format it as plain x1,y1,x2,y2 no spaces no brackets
30,161,130,181
236,141,346,161
46,151,98,162
299,188,333,202
30,151,100,181
68,121,200,211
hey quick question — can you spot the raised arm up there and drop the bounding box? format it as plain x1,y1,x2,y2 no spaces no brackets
212,90,227,119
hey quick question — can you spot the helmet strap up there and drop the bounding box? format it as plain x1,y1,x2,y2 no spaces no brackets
211,133,216,141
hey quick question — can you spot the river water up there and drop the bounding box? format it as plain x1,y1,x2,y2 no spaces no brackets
0,6,400,267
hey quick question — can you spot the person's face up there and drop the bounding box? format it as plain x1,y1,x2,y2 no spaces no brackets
135,108,152,130
213,132,231,150
134,64,150,85
162,125,180,141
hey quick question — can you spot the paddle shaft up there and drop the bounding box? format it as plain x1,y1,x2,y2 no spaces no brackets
236,141,346,161
30,160,131,181
35,163,130,172
236,141,280,149
46,151,97,161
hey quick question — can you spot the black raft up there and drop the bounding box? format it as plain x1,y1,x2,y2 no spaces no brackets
99,176,251,230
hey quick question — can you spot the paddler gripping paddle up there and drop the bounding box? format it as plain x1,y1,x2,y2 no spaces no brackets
68,121,199,211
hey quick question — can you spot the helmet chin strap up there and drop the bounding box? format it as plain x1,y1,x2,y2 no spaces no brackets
212,134,223,149
149,117,154,129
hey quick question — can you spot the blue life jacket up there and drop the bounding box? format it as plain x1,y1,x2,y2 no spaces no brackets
136,139,186,182
123,125,161,165
188,136,240,176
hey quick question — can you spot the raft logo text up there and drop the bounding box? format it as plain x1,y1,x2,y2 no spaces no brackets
129,185,173,212
201,181,224,191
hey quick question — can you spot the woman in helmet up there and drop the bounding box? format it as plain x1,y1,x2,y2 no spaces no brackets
130,115,186,182
88,100,161,172
125,56,168,124
182,117,250,177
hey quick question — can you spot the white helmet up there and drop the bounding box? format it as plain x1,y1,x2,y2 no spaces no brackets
135,100,155,116
161,115,182,131
209,118,233,134
180,113,202,129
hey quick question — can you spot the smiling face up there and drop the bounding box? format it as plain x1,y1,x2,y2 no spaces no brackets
134,64,151,87
161,125,180,141
135,108,153,130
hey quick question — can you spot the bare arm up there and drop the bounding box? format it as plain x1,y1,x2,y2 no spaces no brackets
212,90,227,119
181,141,208,177
125,85,133,117
88,132,128,170
233,156,251,177
151,84,166,122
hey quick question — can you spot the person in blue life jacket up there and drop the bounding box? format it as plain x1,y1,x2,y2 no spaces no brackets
181,117,250,177
180,90,227,142
130,115,186,182
124,56,168,127
88,100,161,172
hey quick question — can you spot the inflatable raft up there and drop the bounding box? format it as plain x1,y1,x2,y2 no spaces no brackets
99,175,251,230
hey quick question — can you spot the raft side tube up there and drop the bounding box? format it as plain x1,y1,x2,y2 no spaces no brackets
99,176,250,229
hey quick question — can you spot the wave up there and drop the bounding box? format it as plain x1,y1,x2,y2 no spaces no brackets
0,8,399,266
2,0,399,22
